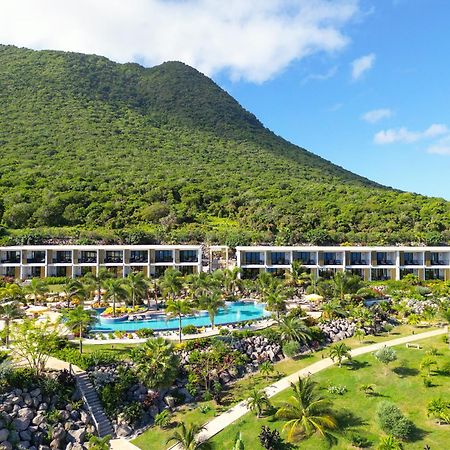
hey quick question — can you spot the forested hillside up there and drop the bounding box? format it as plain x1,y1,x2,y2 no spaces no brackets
0,45,449,246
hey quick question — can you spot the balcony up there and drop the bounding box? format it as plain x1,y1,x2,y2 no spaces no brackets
430,260,447,266
1,257,20,264
403,259,422,266
271,258,290,266
155,256,174,263
179,256,198,263
350,259,368,265
244,259,264,265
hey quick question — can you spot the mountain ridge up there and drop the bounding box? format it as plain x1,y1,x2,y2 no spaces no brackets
0,44,448,246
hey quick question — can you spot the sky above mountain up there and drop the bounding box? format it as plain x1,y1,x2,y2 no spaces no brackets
1,0,449,199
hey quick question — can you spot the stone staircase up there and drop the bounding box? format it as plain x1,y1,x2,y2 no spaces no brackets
76,372,115,438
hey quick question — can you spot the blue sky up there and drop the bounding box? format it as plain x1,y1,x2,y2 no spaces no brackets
1,0,449,199
215,0,450,199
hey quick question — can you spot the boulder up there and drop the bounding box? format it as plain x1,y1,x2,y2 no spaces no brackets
0,429,8,442
163,395,176,408
0,441,13,450
12,418,30,432
67,429,86,444
116,424,132,437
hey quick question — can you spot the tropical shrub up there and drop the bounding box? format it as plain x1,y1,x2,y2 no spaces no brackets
182,324,198,335
259,426,282,450
376,402,414,440
327,385,347,396
282,340,300,358
135,328,155,338
350,433,372,448
154,409,171,428
122,401,144,425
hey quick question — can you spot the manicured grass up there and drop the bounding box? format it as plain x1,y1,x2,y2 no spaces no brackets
131,324,441,450
210,335,450,450
132,401,218,450
81,342,140,357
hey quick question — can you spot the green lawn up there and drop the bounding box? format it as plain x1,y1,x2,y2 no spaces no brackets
131,324,441,450
81,342,140,357
210,334,449,450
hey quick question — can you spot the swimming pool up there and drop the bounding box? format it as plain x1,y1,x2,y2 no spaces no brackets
92,301,270,332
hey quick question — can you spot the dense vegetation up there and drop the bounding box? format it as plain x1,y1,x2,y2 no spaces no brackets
1,44,449,246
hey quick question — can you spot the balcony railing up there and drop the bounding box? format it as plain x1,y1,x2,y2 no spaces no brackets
377,259,393,265
404,260,422,266
155,257,174,263
52,258,72,264
350,259,368,265
271,259,290,266
1,258,20,264
129,256,148,263
430,260,447,266
26,258,45,264
324,259,342,265
78,257,97,264
179,256,198,263
244,259,264,265
104,257,123,264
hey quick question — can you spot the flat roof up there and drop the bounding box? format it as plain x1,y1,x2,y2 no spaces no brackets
236,246,450,252
0,245,202,250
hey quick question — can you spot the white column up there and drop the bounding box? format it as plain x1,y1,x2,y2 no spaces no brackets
395,251,401,280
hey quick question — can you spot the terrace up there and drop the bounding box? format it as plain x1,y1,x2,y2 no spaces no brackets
0,251,21,264
26,251,46,264
269,251,290,266
78,251,97,264
129,250,148,263
323,252,343,265
292,251,316,265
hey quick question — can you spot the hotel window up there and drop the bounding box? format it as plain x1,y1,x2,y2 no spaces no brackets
179,250,198,263
244,252,264,265
376,252,393,265
27,251,45,263
1,251,20,263
79,251,97,263
271,252,289,265
350,252,367,265
293,252,314,264
105,251,123,263
324,253,342,265
155,250,173,263
54,251,72,263
130,251,148,263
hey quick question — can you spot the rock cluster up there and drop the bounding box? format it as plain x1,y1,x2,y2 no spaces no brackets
231,335,283,364
405,299,438,315
0,387,94,450
318,319,358,342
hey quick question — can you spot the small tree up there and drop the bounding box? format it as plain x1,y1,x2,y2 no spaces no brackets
0,301,24,347
377,435,403,450
374,346,397,375
329,342,352,368
11,319,60,376
359,384,376,397
247,388,271,418
233,432,245,450
259,426,282,450
354,328,365,343
88,435,112,450
61,306,97,353
420,356,437,377
166,422,207,450
259,361,275,380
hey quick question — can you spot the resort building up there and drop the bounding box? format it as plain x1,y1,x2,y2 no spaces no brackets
0,245,202,279
236,246,450,281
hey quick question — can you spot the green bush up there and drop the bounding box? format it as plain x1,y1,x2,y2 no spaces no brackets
282,340,301,358
182,325,198,335
376,401,414,440
0,350,9,363
257,327,281,344
122,401,144,425
42,276,70,286
349,433,372,448
135,328,155,338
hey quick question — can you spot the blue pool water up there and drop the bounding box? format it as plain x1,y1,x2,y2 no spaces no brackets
92,301,270,332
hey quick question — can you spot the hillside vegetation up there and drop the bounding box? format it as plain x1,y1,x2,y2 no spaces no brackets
0,45,449,246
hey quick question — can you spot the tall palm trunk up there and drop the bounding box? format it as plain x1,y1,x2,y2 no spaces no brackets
113,294,116,317
178,315,182,343
79,323,83,354
5,320,10,348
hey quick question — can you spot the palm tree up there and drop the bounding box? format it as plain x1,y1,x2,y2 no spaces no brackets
321,300,347,321
62,279,86,308
332,271,360,301
25,278,48,305
186,272,217,300
220,267,242,299
83,268,112,303
0,301,24,347
256,272,277,301
87,435,112,450
328,342,352,368
103,278,127,317
420,356,437,377
166,422,207,450
166,299,194,342
439,306,450,349
198,291,225,329
354,328,366,343
407,313,421,326
125,271,147,309
61,306,97,353
0,283,24,303
247,388,271,418
259,361,275,380
159,268,183,302
265,283,292,319
131,337,180,389
275,376,337,442
377,435,403,450
427,398,450,425
277,316,312,344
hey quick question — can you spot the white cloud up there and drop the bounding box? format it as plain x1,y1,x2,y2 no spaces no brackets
0,0,360,83
374,124,448,145
361,108,392,123
302,65,338,84
351,53,375,80
427,135,450,155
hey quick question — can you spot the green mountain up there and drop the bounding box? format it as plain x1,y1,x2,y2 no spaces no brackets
0,44,448,246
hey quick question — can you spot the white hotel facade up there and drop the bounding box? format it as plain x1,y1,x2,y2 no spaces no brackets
236,246,450,281
0,245,202,279
1,244,450,281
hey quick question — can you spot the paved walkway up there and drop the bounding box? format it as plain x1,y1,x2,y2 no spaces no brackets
178,327,446,448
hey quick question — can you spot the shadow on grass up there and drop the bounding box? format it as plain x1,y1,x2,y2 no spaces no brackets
408,425,429,443
348,360,371,371
392,366,419,377
335,409,367,431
